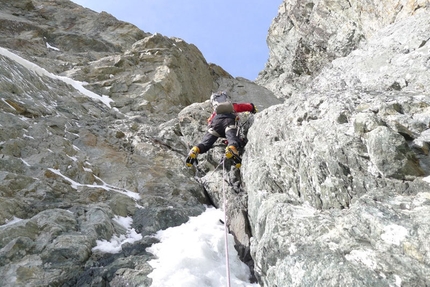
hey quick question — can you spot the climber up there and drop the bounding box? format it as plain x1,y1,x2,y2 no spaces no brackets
186,91,257,168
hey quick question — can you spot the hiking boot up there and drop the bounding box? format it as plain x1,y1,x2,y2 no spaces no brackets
225,145,238,159
186,146,200,167
225,145,241,168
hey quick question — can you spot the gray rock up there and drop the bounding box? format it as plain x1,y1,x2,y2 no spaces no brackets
1,0,430,286
257,0,429,98
313,10,430,95
366,126,424,179
244,2,430,286
0,1,216,284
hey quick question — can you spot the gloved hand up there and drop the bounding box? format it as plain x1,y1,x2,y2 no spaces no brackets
186,146,200,167
250,103,258,114
186,156,198,167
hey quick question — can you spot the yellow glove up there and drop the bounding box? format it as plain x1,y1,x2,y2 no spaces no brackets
186,146,199,167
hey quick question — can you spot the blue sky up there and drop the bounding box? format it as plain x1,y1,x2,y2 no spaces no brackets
71,0,281,80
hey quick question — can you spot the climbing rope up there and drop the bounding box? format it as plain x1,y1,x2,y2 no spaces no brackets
222,159,231,287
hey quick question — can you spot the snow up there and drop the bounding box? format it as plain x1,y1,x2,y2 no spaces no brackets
88,207,257,286
20,158,31,167
46,42,60,51
113,215,133,229
67,155,78,161
1,98,16,110
0,46,113,108
92,216,142,254
0,216,23,228
289,243,298,254
47,168,140,200
23,134,34,139
393,274,402,287
146,206,258,287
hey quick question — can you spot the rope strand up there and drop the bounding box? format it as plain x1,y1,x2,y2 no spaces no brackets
222,159,231,287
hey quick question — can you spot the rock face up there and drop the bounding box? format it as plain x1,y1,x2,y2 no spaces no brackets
0,0,280,285
246,1,430,286
1,0,430,286
258,0,429,98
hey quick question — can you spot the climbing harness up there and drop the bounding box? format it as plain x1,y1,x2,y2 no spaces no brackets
221,158,231,287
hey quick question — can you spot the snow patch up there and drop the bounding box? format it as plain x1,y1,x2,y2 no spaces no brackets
20,158,31,167
47,168,140,200
67,155,78,161
46,42,60,51
146,207,257,287
393,274,402,287
113,215,133,229
289,243,297,254
0,217,23,228
92,216,142,254
0,47,113,108
23,134,34,139
1,98,16,110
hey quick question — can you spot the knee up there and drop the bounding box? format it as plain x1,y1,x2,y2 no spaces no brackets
225,125,236,134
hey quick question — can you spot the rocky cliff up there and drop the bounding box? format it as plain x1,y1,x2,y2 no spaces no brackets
0,0,279,285
0,0,430,286
248,0,430,286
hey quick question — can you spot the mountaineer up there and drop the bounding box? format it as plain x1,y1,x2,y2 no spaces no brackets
186,91,257,168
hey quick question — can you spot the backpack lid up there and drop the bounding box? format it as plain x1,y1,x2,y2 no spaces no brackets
210,91,230,107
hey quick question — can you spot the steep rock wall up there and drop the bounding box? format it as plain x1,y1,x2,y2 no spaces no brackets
245,4,430,286
0,0,280,285
258,0,429,98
